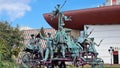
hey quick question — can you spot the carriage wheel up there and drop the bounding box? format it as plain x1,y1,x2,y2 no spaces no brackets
74,58,84,67
58,61,66,68
22,53,32,68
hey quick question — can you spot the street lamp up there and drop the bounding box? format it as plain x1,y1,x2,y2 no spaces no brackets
108,46,114,67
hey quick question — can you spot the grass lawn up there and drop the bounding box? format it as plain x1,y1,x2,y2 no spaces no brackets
67,64,120,68
67,66,120,68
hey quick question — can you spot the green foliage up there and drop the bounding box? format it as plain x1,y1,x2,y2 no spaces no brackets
0,60,19,68
0,39,10,60
12,47,20,57
0,21,24,68
0,39,19,68
0,21,24,56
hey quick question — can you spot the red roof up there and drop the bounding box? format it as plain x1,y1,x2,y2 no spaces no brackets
43,5,120,30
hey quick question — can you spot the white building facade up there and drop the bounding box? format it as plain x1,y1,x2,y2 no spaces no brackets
100,0,120,6
86,25,120,64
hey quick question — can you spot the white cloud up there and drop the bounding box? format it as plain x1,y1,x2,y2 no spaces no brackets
19,26,33,30
0,0,31,21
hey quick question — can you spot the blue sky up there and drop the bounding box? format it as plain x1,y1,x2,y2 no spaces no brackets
0,0,105,29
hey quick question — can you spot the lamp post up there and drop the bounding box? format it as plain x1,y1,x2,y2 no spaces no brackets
108,46,114,67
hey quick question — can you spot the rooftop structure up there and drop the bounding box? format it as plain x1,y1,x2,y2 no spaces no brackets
43,5,120,30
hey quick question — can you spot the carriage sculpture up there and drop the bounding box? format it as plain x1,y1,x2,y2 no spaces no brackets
21,3,104,68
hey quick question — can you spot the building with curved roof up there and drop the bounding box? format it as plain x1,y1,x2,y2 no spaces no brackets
43,1,120,64
43,5,120,30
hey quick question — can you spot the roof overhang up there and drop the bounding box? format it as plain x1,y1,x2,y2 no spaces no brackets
43,5,120,30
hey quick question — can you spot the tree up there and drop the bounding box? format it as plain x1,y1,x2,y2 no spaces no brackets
0,21,24,68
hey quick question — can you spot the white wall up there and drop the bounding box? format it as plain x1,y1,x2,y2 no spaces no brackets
85,25,120,64
119,50,120,64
